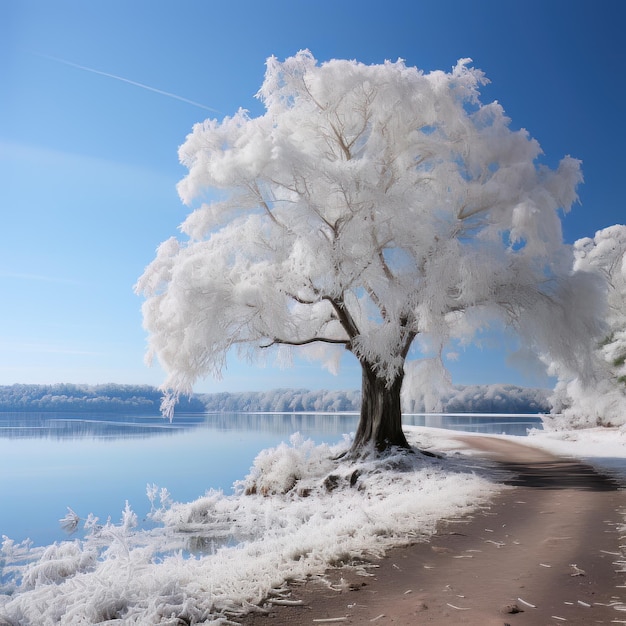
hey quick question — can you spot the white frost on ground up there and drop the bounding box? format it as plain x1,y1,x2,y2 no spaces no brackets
528,426,626,481
1,426,625,624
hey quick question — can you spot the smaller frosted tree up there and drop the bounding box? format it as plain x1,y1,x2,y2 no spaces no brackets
136,51,605,454
548,225,626,428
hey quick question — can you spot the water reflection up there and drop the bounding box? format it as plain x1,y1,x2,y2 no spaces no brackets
0,411,542,441
403,413,543,436
0,412,205,440
0,410,543,546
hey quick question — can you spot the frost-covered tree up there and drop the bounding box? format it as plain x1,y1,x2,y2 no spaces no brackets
548,225,626,428
136,51,604,453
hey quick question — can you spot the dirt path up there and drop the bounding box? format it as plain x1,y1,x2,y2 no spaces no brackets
240,436,626,625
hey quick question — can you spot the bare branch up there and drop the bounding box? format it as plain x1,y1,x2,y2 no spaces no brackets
322,295,360,341
286,292,320,305
364,283,388,320
457,202,492,221
261,336,349,348
377,249,395,282
329,121,352,161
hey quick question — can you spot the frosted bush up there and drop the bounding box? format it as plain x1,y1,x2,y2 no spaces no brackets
237,433,336,496
545,377,626,430
544,225,626,429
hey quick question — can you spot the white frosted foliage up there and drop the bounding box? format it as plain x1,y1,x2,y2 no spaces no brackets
546,225,626,429
136,50,603,412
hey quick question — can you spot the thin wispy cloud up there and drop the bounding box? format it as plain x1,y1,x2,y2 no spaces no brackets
0,339,105,357
38,53,221,113
0,271,80,285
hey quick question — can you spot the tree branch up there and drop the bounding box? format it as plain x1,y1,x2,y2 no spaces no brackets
364,283,388,320
399,314,417,360
322,295,360,341
377,248,395,282
261,337,349,348
247,181,284,228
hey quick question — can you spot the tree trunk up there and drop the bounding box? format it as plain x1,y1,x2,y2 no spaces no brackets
351,361,410,454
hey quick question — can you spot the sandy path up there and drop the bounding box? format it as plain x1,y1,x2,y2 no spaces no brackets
240,436,626,625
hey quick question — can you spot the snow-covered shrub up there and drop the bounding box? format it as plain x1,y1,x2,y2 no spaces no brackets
545,225,626,429
237,433,336,496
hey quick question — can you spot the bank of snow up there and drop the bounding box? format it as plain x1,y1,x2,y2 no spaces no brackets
0,429,499,625
528,426,626,482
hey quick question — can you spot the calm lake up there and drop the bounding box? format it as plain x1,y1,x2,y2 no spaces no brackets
0,411,542,547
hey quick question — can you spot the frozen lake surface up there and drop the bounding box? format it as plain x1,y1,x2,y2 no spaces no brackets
0,411,542,546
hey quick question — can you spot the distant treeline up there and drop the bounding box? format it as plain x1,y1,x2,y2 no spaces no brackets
201,384,550,414
197,388,361,413
0,383,550,414
0,383,206,413
404,383,550,414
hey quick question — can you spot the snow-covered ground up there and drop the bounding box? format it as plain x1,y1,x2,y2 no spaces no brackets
528,426,626,482
1,426,625,625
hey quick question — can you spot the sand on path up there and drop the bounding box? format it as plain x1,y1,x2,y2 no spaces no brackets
240,436,626,625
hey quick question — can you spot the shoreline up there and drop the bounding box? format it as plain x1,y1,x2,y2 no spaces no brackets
241,437,626,625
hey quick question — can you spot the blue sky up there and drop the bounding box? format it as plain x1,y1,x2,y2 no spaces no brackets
1,0,624,393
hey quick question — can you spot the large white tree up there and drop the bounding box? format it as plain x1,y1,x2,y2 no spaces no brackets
548,225,626,428
136,51,605,453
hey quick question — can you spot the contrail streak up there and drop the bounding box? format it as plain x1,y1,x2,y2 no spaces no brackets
39,53,220,113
